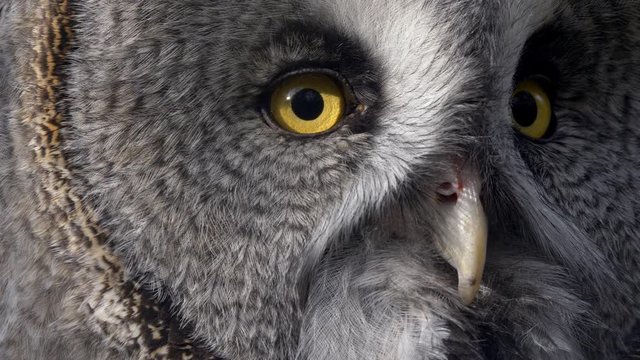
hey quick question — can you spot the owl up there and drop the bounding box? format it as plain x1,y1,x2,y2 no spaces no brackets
1,0,639,359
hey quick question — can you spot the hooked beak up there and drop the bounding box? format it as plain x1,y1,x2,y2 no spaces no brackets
434,164,487,305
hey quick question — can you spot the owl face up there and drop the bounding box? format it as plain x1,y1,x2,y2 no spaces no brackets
64,0,640,358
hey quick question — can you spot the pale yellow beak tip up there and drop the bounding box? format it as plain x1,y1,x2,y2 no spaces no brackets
458,277,482,305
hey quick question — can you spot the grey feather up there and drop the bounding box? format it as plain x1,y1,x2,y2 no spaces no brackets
1,0,639,359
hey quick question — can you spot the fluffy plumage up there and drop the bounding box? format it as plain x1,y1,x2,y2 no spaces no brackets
1,0,639,359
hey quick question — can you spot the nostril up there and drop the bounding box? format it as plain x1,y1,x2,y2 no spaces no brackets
437,182,459,203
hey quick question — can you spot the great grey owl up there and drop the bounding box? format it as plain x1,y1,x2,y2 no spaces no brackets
1,0,639,359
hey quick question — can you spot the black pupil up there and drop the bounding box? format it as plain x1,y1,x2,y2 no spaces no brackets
291,88,325,121
511,91,538,127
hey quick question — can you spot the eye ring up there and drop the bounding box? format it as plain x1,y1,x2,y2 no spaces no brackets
262,69,357,136
511,77,555,140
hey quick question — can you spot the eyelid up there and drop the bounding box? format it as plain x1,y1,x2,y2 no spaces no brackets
267,68,356,103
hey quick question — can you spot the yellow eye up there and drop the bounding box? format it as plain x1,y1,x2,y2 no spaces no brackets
269,73,347,135
511,78,554,139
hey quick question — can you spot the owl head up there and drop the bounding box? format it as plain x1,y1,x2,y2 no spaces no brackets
60,0,640,358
